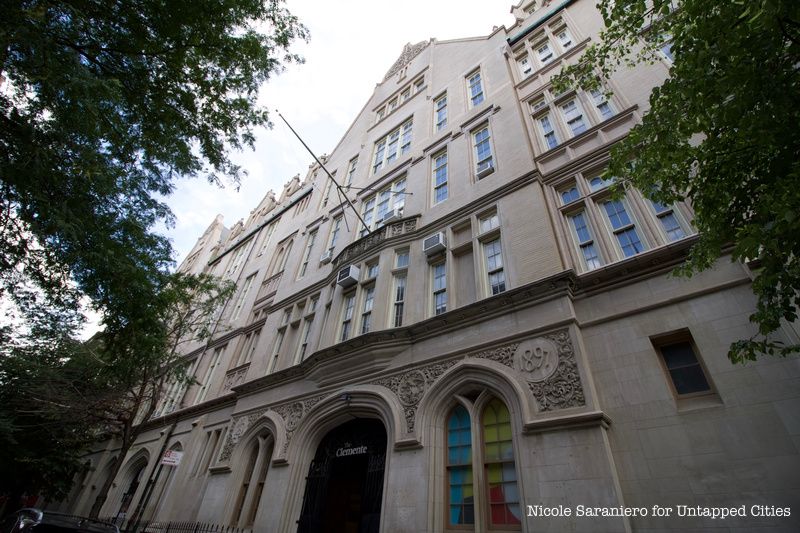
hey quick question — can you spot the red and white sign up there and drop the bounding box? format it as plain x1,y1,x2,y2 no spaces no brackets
160,450,183,466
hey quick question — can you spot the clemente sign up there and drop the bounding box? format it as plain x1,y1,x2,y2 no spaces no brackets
335,445,368,457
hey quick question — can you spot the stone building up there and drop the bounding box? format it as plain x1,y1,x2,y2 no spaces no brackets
61,0,800,531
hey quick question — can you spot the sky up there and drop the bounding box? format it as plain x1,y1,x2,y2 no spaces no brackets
162,0,516,265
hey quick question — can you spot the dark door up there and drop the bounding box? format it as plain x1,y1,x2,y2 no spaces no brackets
297,419,387,533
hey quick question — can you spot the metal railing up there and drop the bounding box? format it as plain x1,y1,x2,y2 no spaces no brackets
100,518,251,533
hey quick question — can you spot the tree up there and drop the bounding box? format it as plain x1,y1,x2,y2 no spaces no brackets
0,0,306,511
553,0,800,362
0,0,308,334
0,272,234,517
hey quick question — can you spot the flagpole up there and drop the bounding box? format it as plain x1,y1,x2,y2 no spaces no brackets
276,110,372,235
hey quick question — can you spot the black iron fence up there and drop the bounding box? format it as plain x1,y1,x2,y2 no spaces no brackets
99,518,251,533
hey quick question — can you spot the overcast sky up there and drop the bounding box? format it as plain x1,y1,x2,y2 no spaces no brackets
162,0,516,265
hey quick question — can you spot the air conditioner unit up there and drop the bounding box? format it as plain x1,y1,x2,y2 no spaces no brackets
320,249,333,264
381,207,403,224
476,159,495,179
423,232,447,256
337,265,360,287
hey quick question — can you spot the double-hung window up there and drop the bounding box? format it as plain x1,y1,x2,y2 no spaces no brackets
589,89,615,121
434,94,448,132
230,274,256,321
556,27,574,50
561,98,587,136
327,215,342,253
536,41,554,65
372,119,413,174
340,293,355,341
473,126,494,177
360,177,407,236
467,71,484,107
360,286,375,334
602,199,645,257
517,55,532,78
651,201,687,241
346,156,358,187
483,239,506,295
538,113,559,150
432,150,448,204
568,212,603,270
392,274,406,327
297,230,317,279
432,262,447,315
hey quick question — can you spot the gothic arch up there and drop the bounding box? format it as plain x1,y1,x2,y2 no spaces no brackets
416,358,534,447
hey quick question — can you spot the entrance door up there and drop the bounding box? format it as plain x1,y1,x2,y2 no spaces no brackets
297,419,387,533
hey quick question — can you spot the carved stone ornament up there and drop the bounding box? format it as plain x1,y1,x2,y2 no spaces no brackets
218,408,267,462
384,41,430,80
397,370,427,407
333,218,417,269
222,366,249,392
527,330,586,411
515,338,559,382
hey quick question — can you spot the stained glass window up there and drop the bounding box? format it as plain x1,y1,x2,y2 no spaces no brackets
447,405,474,525
482,399,521,526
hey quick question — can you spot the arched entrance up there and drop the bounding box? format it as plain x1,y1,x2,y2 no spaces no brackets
297,419,387,533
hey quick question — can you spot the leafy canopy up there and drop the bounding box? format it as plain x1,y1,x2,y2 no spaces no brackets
0,0,307,505
554,0,800,362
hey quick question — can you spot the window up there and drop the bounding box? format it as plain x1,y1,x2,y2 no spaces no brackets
479,212,500,233
365,260,379,279
589,175,614,191
653,334,714,397
538,113,559,150
432,150,448,204
257,223,276,256
432,262,447,315
517,55,532,78
589,89,615,121
296,317,313,362
298,230,317,278
472,126,494,177
556,27,574,50
346,156,358,187
400,87,411,103
327,215,342,253
602,199,645,257
483,239,506,295
269,329,285,373
230,274,256,321
360,177,407,236
651,201,687,241
320,175,334,208
234,328,261,367
559,185,580,205
395,249,409,268
434,94,448,132
536,41,554,65
467,71,484,107
392,274,406,327
372,119,413,174
340,293,355,341
232,434,274,527
360,286,375,334
224,240,253,278
195,346,224,405
445,397,521,528
560,99,587,136
568,212,603,270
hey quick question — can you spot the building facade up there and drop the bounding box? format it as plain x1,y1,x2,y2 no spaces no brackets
61,1,800,531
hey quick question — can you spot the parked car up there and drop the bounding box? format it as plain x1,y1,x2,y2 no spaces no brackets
0,509,119,533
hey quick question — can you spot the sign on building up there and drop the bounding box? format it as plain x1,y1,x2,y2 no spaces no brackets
160,450,183,466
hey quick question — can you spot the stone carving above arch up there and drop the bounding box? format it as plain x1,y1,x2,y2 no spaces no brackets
526,329,585,411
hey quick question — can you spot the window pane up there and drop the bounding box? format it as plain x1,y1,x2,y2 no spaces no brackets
447,405,474,526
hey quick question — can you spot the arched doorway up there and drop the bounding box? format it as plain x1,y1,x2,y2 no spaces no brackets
115,458,147,522
297,419,387,533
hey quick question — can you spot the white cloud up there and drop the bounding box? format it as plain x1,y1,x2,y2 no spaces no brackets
164,0,514,265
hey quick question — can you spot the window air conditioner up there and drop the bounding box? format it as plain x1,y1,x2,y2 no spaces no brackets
337,265,360,288
423,232,447,256
320,249,333,264
476,159,495,179
381,207,403,224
